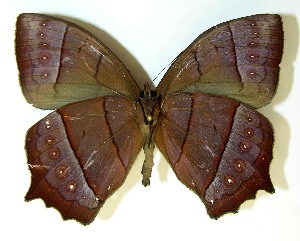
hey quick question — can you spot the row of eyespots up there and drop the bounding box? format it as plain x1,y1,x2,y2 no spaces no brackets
34,21,54,80
223,115,256,187
42,118,77,193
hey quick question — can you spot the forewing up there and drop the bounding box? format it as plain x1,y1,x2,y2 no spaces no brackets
16,13,140,109
156,14,283,108
154,92,274,218
25,96,143,224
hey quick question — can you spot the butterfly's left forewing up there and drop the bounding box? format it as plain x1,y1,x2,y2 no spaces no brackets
16,13,140,109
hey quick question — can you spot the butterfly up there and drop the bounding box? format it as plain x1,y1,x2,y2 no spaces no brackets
16,13,283,224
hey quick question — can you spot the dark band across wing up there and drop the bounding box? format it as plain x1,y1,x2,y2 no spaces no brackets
16,13,141,109
156,14,283,108
154,92,274,217
25,96,143,224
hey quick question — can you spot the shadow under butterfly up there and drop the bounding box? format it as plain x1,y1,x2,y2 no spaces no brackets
15,13,283,224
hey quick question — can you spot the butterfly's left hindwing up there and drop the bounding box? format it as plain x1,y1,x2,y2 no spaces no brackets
25,96,143,224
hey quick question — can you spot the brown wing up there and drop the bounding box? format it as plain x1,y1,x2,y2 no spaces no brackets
156,14,283,108
154,92,274,218
25,96,143,224
16,13,140,109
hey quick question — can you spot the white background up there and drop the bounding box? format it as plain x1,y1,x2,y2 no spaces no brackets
1,0,299,240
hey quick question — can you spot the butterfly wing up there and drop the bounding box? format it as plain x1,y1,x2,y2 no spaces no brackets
16,13,140,109
25,96,143,224
154,92,274,217
156,14,283,108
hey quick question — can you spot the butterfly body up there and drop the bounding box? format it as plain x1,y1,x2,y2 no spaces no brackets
16,13,283,224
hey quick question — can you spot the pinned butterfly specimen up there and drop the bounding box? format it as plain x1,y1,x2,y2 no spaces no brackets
15,13,283,224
